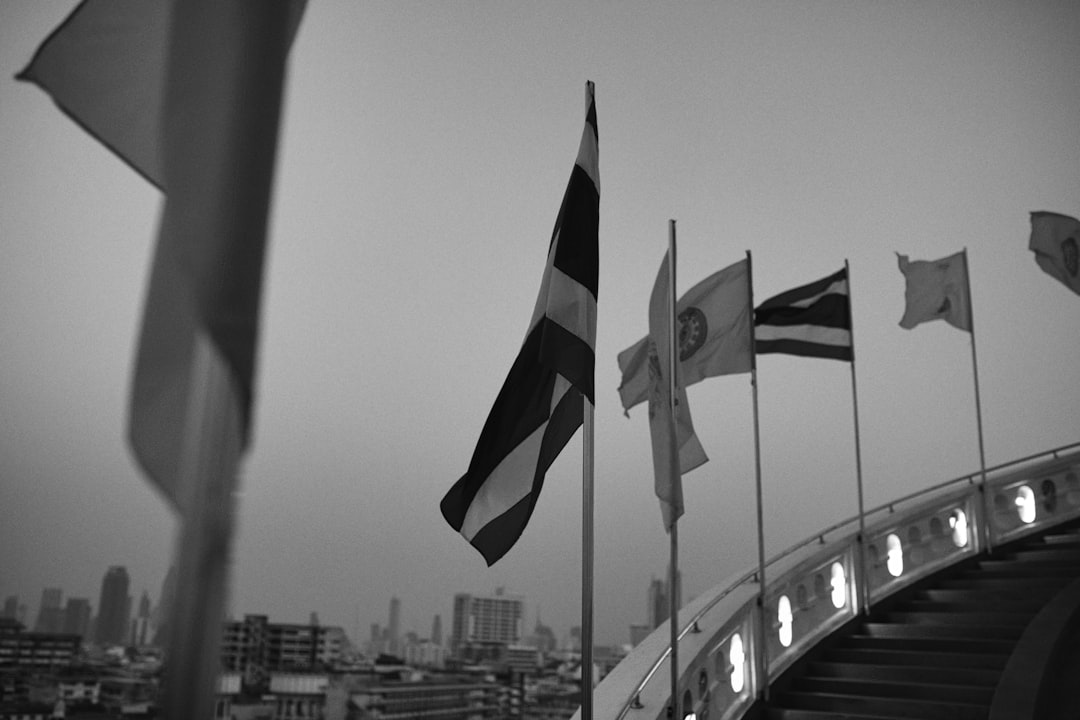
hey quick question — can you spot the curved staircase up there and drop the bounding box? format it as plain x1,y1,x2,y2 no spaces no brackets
766,520,1080,720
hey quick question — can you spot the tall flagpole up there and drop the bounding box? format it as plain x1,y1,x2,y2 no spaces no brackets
844,260,869,615
667,220,680,719
582,399,595,720
962,248,992,553
746,250,769,701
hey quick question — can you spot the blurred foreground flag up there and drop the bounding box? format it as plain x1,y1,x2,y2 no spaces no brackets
897,251,971,332
17,0,304,189
19,0,305,512
441,83,599,566
755,267,852,361
1029,211,1080,297
647,251,702,530
617,258,752,412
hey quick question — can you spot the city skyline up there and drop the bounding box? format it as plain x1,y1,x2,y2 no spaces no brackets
3,1,1079,649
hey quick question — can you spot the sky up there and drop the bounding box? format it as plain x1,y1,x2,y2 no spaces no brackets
1,1,1078,650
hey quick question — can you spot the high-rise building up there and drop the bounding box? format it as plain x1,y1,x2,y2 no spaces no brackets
220,614,344,690
431,614,442,648
34,588,64,633
388,597,401,656
62,598,92,638
95,566,131,646
646,577,667,630
1,596,17,620
450,588,523,659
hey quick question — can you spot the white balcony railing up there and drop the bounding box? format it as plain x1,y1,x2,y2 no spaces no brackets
578,441,1080,720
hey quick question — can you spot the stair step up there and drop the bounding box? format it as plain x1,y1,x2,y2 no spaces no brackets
914,587,1056,606
765,706,914,720
1007,545,1080,559
825,648,1008,670
883,610,1029,627
839,635,1016,655
975,559,1077,575
897,598,1040,614
806,661,999,687
793,676,994,705
940,575,1070,590
772,690,988,720
858,621,1023,642
1041,530,1080,546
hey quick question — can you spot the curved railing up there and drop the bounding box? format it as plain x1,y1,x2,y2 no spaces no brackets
576,441,1080,720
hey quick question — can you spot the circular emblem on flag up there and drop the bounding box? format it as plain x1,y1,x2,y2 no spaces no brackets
678,307,707,361
1063,237,1079,277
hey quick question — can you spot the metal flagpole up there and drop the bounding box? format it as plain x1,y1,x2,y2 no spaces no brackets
962,248,992,554
845,260,869,615
667,220,680,719
746,250,769,701
582,399,595,720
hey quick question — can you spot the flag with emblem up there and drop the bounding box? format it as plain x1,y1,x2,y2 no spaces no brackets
1029,211,1080,297
897,250,971,332
617,258,752,413
755,267,852,360
440,82,599,566
647,250,701,530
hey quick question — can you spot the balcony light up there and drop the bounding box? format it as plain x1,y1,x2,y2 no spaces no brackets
777,596,793,648
1016,485,1036,523
830,562,846,609
886,534,903,577
729,633,745,692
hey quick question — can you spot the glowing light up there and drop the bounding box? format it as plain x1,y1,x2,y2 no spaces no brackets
778,596,793,647
729,633,745,692
830,562,846,608
886,534,903,577
1016,485,1036,523
948,509,968,547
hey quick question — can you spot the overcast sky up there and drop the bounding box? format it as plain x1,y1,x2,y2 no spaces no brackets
2,1,1078,649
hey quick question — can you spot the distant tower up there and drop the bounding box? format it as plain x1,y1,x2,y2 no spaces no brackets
35,588,64,633
63,598,92,638
95,566,131,645
388,597,401,655
1,596,17,620
647,577,667,630
431,614,442,647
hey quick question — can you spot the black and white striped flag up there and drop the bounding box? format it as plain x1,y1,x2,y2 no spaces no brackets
441,83,599,566
755,267,852,361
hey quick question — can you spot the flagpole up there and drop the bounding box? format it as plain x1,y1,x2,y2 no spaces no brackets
962,248,992,554
746,250,769,701
582,398,595,720
667,220,680,718
844,260,869,615
163,336,242,720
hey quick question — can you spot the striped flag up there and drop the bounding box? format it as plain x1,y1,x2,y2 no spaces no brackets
755,267,852,361
440,83,599,566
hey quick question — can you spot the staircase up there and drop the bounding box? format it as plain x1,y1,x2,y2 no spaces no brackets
765,521,1080,720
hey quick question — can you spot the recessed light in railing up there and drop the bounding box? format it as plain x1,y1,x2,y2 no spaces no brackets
729,633,745,692
830,562,846,609
949,509,968,547
886,534,903,577
778,596,793,647
1015,485,1036,523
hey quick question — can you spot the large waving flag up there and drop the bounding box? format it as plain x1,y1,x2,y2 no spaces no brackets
20,0,305,514
21,3,305,716
1029,211,1080,297
755,267,852,361
617,258,752,412
17,0,305,191
441,83,599,566
897,251,971,332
